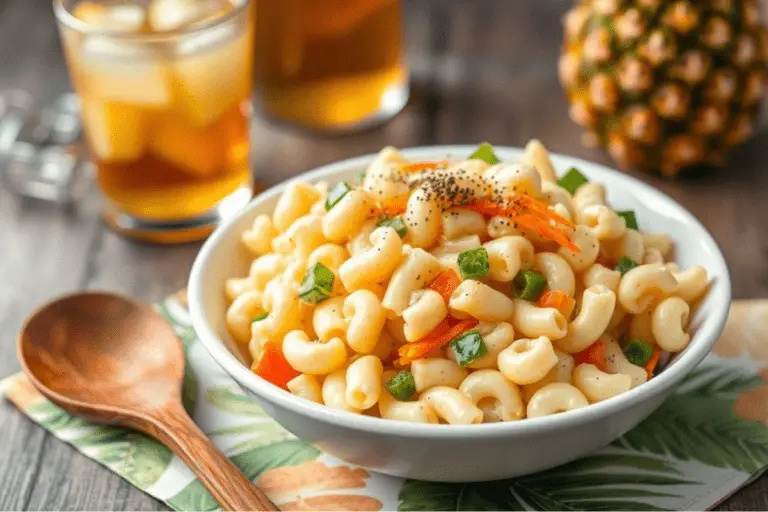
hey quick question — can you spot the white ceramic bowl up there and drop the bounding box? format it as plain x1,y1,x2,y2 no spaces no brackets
189,146,731,482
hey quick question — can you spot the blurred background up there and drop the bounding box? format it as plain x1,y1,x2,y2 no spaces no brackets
1,1,768,507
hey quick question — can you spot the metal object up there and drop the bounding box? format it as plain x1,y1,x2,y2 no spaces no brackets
0,90,89,204
0,90,33,155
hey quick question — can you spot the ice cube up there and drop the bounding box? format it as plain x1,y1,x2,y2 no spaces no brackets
78,37,172,105
149,113,224,176
149,0,224,32
73,2,146,33
80,100,146,162
172,24,252,126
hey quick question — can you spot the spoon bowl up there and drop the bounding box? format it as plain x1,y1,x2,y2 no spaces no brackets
18,291,277,511
19,293,184,420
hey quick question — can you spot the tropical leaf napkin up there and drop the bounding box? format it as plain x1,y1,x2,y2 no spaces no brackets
3,295,768,511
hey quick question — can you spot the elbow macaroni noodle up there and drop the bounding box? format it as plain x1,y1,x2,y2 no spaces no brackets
287,374,323,404
378,371,438,423
406,187,442,248
339,226,403,292
583,263,621,294
556,285,616,353
534,252,576,297
343,290,388,353
459,370,525,422
523,139,558,184
443,208,487,240
578,205,627,241
513,299,568,340
382,246,442,316
558,225,599,272
412,358,468,392
572,364,632,403
346,355,384,410
242,214,278,256
652,297,691,352
322,189,376,243
272,182,322,232
223,143,709,423
449,279,515,322
484,236,535,282
403,290,448,342
498,336,559,385
618,263,678,314
527,383,589,418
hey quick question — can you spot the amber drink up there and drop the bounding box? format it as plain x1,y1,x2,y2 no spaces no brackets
54,0,254,242
253,0,408,131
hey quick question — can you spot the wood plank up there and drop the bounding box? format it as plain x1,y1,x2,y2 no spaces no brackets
0,406,48,510
717,475,768,511
0,0,70,104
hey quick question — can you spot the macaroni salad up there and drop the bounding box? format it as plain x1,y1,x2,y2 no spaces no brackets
224,141,709,424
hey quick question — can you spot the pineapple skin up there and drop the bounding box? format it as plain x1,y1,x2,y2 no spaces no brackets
559,0,768,177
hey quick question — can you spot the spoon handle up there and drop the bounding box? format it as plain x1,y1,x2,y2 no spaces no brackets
149,407,279,511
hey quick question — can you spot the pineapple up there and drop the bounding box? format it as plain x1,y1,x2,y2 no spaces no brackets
559,0,768,177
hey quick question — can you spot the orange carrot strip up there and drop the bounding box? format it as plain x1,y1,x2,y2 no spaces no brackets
251,341,300,390
463,196,579,251
377,205,407,216
429,269,461,302
372,196,409,217
462,198,509,217
645,346,662,378
515,194,575,228
399,160,449,173
397,318,479,365
574,339,607,372
515,213,580,252
538,290,576,319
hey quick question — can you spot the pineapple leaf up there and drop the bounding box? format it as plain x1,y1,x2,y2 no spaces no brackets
617,364,768,472
398,453,686,511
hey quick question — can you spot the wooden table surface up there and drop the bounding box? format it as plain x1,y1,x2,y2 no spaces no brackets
1,0,768,509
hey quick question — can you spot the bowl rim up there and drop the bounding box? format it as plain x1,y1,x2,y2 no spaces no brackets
189,145,731,439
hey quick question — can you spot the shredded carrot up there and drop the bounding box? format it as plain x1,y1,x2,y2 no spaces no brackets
515,194,574,229
538,290,576,319
429,269,461,302
464,194,580,252
574,339,607,372
645,346,662,378
515,213,580,252
399,160,449,173
251,341,300,390
462,198,507,217
396,318,479,365
373,196,408,217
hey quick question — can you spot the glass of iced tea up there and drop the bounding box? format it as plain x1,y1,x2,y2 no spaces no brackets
253,0,408,132
54,0,253,243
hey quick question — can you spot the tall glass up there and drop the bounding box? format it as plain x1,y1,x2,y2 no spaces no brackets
54,0,254,243
253,0,408,132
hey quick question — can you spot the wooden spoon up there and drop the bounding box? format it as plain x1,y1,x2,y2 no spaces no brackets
17,292,278,511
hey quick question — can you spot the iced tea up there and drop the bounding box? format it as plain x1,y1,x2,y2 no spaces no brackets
55,0,253,241
253,0,407,131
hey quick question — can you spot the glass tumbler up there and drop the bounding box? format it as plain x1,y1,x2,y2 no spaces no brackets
54,0,254,243
253,0,409,132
